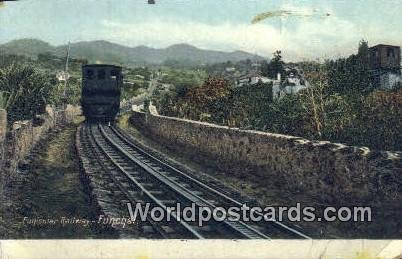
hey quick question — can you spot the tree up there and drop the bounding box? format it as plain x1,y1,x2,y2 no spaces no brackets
226,81,273,128
357,39,369,62
300,65,327,138
261,50,285,79
184,77,231,121
356,89,402,150
326,40,371,96
272,50,285,76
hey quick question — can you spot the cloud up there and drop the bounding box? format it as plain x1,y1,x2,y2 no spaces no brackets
100,19,281,55
97,7,401,62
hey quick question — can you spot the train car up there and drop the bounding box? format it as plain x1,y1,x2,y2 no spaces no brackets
81,64,123,122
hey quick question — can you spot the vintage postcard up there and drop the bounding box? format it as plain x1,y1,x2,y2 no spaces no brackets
0,0,401,258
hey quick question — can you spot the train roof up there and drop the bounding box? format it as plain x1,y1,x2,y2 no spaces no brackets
83,64,122,69
369,44,400,49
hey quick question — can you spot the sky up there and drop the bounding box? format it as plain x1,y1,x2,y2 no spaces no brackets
0,0,401,61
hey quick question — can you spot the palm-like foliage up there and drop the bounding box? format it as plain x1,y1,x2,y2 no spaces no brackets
0,65,24,110
0,91,12,109
0,64,53,123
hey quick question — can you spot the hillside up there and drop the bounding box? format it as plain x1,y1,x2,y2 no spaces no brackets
0,39,264,66
0,39,54,58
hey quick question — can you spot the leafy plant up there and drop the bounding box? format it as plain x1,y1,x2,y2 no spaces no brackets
0,64,54,123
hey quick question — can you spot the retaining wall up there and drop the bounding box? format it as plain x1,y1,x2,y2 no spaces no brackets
0,105,80,182
129,108,401,205
0,109,7,176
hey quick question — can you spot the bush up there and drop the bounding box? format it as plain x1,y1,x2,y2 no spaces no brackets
356,90,402,150
0,64,55,124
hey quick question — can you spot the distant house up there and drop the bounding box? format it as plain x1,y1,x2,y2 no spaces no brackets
56,71,70,82
225,67,236,72
369,44,401,89
161,83,173,90
134,74,145,80
235,72,272,87
272,71,310,99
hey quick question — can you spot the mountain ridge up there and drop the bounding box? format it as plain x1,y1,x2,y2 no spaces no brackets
0,38,265,66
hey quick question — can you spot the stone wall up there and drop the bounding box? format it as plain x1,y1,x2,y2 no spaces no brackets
0,105,80,182
0,109,7,175
129,108,401,205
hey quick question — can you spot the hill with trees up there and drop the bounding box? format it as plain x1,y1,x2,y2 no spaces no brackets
0,39,264,67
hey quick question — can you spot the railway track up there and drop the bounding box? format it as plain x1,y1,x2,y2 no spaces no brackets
77,123,311,239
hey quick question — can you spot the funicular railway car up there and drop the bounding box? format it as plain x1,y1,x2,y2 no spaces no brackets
81,64,123,122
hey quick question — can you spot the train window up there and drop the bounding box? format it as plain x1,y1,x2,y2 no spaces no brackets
98,69,106,80
387,48,395,58
111,69,119,80
86,69,94,79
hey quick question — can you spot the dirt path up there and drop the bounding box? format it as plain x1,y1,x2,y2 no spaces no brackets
2,123,115,238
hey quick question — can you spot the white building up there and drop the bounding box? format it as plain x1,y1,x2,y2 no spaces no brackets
378,71,401,90
272,72,310,99
233,68,311,99
235,73,272,87
225,67,236,72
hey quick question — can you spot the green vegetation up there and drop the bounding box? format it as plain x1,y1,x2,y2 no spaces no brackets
261,50,285,79
158,67,207,87
151,67,208,113
154,76,272,126
0,53,86,124
0,64,51,122
121,67,151,100
257,77,402,150
154,43,402,151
